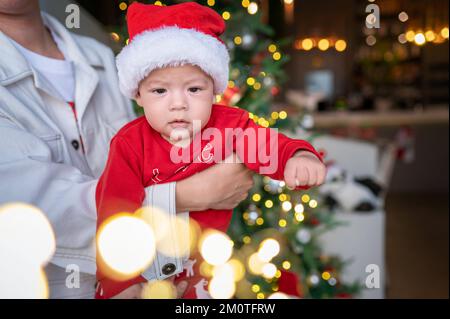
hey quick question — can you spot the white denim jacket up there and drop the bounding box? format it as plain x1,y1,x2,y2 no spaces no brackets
0,12,185,298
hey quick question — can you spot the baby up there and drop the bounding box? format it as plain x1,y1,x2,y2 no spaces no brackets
95,2,326,299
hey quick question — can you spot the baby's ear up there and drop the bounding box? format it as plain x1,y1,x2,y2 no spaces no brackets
134,91,143,107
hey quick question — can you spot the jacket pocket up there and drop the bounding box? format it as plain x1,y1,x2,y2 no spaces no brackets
39,134,63,163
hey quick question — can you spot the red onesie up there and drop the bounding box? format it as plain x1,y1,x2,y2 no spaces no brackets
95,104,322,298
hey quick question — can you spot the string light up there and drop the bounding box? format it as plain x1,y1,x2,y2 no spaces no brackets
278,111,287,119
207,0,215,6
335,39,347,52
282,201,292,212
222,11,231,20
301,194,310,203
273,52,281,60
295,212,305,222
154,1,163,6
405,30,415,42
398,11,408,22
425,30,436,42
248,2,258,15
302,38,314,50
234,36,242,45
318,39,330,51
253,82,262,90
309,199,318,208
252,193,261,202
247,77,256,86
256,217,264,225
278,219,287,227
322,271,331,280
256,292,265,299
268,44,277,53
282,261,291,270
271,112,279,120
265,200,273,208
441,27,449,39
119,2,127,11
414,33,426,45
251,284,260,293
242,0,250,8
366,35,376,46
294,203,304,213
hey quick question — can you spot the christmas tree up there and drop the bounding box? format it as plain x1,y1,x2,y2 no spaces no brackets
112,0,361,299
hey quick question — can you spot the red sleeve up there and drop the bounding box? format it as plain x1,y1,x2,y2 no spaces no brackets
233,111,323,189
95,135,147,298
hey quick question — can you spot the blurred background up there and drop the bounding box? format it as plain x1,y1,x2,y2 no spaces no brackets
39,0,448,299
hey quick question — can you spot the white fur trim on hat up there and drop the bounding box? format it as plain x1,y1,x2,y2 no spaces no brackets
116,26,230,99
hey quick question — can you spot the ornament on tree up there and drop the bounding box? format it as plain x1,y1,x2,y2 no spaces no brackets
218,86,242,106
263,75,275,87
271,86,280,96
307,273,320,287
264,178,284,194
241,31,256,49
296,229,311,244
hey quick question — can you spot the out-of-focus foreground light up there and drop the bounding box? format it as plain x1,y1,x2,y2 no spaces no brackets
97,213,156,281
200,230,233,266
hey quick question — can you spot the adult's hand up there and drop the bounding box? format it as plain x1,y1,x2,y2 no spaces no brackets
176,153,254,212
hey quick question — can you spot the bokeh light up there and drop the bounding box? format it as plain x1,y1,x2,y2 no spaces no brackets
200,230,233,266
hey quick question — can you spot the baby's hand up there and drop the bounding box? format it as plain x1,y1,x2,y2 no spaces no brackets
284,150,327,190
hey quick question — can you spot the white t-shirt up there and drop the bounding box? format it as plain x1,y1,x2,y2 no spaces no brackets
10,31,92,175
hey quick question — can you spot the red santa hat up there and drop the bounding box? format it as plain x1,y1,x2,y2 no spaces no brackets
116,2,230,99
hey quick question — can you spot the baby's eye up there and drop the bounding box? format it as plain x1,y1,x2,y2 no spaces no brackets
188,87,202,93
152,88,167,94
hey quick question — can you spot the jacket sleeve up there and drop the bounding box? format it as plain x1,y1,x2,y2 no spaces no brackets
0,116,98,274
234,111,323,187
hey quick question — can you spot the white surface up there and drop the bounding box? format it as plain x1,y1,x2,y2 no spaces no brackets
311,135,387,298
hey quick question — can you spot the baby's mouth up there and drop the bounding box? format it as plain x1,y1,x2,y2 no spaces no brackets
169,120,190,128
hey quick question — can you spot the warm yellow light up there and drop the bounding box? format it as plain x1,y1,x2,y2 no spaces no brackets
248,2,258,15
414,33,426,45
252,193,261,202
154,1,163,6
141,280,176,299
278,219,287,227
209,274,235,299
318,39,330,51
216,95,222,102
268,292,289,299
279,111,287,119
136,207,198,258
271,111,279,120
257,292,265,299
227,259,246,282
247,77,256,86
265,200,273,208
301,194,310,203
295,212,305,222
256,217,264,225
222,11,231,20
282,201,292,212
97,214,156,281
294,203,304,213
284,0,294,4
248,253,265,275
252,284,260,292
200,230,233,266
228,80,235,88
242,0,250,8
282,261,291,270
243,235,251,244
405,30,415,42
440,27,449,39
309,199,318,208
302,38,314,50
253,82,262,90
119,2,127,11
258,238,280,262
268,44,277,53
335,39,347,52
262,263,277,279
258,118,266,126
0,203,55,268
207,0,215,6
234,36,242,45
275,270,282,278
273,52,282,60
425,30,436,42
322,271,331,280
199,261,214,278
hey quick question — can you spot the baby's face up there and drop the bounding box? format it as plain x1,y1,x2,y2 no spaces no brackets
136,64,215,145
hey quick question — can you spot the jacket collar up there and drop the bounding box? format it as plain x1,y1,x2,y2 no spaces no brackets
0,12,103,121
